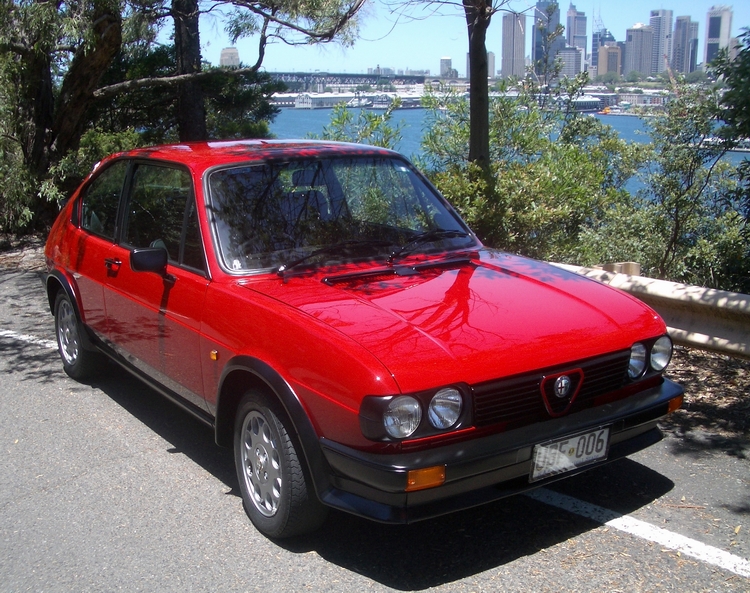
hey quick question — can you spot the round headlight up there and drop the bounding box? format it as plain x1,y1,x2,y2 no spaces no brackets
428,388,463,430
650,335,673,371
628,342,647,379
383,396,422,439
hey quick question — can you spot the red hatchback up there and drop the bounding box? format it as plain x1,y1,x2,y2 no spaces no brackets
44,140,683,538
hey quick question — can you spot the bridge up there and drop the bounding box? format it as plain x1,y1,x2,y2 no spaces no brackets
266,71,428,92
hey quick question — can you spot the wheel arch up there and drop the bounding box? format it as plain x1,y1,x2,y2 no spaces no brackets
45,269,97,351
215,356,332,498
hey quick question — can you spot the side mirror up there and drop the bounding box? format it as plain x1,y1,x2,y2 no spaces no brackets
130,247,168,275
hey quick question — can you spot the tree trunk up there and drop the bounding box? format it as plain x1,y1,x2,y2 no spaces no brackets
173,0,206,141
464,0,491,171
51,4,122,162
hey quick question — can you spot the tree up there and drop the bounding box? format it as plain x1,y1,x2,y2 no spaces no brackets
0,0,366,231
418,81,644,261
387,0,513,172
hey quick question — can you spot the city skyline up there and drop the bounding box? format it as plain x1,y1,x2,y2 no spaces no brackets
200,2,748,76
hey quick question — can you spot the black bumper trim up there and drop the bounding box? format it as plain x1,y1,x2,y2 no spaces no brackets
317,378,683,524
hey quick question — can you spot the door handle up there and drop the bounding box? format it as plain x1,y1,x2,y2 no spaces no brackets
104,258,121,270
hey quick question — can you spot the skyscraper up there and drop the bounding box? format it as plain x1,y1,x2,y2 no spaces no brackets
649,9,673,75
672,16,699,74
566,3,587,51
598,44,622,77
558,46,583,78
219,47,240,68
704,5,733,65
591,28,616,71
625,23,654,78
440,57,453,78
502,12,527,78
533,0,566,75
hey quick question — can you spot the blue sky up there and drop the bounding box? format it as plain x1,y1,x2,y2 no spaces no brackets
199,2,748,76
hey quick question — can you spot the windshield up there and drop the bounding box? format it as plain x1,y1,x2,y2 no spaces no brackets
207,156,476,272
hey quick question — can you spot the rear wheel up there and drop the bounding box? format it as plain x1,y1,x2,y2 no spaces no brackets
234,390,327,538
54,292,105,380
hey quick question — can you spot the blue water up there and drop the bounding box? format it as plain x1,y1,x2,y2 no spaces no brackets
270,108,746,197
269,108,650,159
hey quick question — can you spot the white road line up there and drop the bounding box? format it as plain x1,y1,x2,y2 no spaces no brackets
4,326,748,579
0,328,57,350
527,488,750,578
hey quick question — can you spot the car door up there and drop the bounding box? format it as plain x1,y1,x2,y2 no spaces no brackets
71,159,130,338
103,161,210,412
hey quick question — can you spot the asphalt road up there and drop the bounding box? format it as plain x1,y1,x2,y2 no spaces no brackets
1,268,748,592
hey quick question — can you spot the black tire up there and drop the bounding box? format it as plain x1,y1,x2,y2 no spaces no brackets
53,292,105,380
234,390,328,538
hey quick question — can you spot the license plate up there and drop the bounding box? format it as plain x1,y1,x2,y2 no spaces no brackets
530,427,610,482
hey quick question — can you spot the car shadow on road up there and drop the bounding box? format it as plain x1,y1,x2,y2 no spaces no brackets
282,458,674,590
68,361,674,591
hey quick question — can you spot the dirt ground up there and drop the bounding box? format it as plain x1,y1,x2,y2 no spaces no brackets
2,234,747,444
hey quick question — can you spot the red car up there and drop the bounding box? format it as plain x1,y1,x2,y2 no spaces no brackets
44,140,683,538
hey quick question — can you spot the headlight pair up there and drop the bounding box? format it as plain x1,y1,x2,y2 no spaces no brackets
628,335,673,380
362,387,465,441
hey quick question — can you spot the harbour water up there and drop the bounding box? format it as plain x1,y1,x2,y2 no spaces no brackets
269,108,650,159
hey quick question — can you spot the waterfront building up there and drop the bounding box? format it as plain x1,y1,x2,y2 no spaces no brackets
598,44,622,77
672,16,699,74
566,4,587,51
219,47,240,68
502,12,527,78
704,5,733,65
624,24,654,78
649,9,673,75
533,0,566,75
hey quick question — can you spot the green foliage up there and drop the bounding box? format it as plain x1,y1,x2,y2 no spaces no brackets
411,77,747,292
316,100,403,149
418,81,644,263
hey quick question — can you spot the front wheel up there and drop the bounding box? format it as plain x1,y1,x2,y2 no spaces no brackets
234,390,327,538
54,292,105,380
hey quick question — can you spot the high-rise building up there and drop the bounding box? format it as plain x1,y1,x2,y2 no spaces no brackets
502,12,527,78
440,57,453,78
672,16,699,74
219,47,240,68
624,23,654,78
487,51,496,79
558,46,583,77
566,3,587,51
533,0,566,74
598,44,622,77
591,28,616,71
704,5,733,65
649,9,673,74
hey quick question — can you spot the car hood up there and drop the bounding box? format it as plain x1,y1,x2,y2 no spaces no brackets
243,250,665,392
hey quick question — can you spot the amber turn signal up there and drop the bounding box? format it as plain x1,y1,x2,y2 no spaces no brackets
667,394,684,414
405,465,446,492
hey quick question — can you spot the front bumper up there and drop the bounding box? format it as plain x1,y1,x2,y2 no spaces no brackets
317,378,683,523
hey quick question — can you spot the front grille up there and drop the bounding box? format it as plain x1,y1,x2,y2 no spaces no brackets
472,350,630,428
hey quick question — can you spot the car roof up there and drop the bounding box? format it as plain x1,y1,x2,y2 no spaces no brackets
114,139,399,171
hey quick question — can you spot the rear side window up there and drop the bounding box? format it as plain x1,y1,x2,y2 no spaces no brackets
121,163,206,274
80,160,128,240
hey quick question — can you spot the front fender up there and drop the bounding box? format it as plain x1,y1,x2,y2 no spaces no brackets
215,355,333,500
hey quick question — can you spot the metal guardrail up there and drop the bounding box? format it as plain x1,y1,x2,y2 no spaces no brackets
552,263,750,360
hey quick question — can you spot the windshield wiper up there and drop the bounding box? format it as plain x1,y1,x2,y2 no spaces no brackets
277,240,394,276
388,229,471,264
